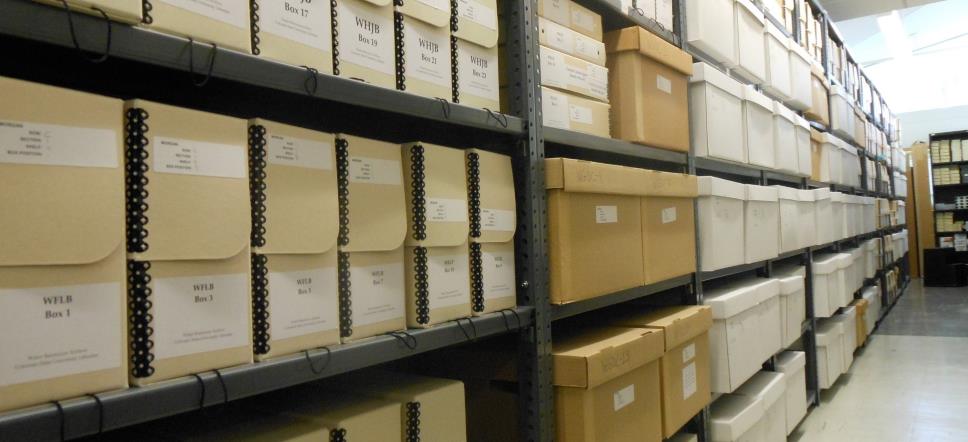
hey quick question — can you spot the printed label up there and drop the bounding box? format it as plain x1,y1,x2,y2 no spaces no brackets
258,0,332,51
542,90,570,130
662,207,677,224
152,273,249,359
683,362,697,399
268,267,338,341
337,0,394,76
482,250,515,300
481,208,515,232
426,198,468,222
656,74,672,94
613,384,635,411
595,205,618,223
427,253,470,308
682,342,696,362
457,0,497,30
348,156,403,185
0,120,118,168
539,49,607,100
152,137,247,178
569,104,593,124
415,0,449,11
571,8,595,33
349,261,405,327
458,41,499,101
159,0,248,28
0,283,122,387
266,134,333,170
403,20,451,85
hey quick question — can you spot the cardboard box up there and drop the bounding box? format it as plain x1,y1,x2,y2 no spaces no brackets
851,299,869,347
539,17,607,66
741,85,775,169
684,0,736,67
546,158,645,304
122,99,252,386
250,0,333,73
690,62,746,163
697,176,746,272
536,0,603,41
340,248,407,341
124,403,330,440
333,0,396,87
610,306,713,439
141,0,250,51
0,77,128,412
744,185,779,264
465,378,520,442
553,327,665,442
541,87,611,138
249,384,403,440
709,394,767,441
733,371,787,442
540,46,609,102
40,0,142,23
465,149,516,315
606,26,692,152
395,1,453,99
732,0,767,85
453,0,500,109
405,242,471,327
641,171,698,284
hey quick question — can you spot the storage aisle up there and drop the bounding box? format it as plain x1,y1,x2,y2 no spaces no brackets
793,280,968,442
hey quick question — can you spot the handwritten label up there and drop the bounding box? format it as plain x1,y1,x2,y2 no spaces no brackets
457,0,497,30
683,362,697,399
656,74,672,94
662,207,677,224
481,208,515,232
426,198,468,222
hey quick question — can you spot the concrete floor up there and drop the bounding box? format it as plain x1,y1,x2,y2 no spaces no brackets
792,280,968,442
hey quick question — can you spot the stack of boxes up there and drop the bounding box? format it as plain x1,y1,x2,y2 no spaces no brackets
933,166,962,185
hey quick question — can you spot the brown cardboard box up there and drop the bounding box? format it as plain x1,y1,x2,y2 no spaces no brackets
641,171,698,284
611,306,713,439
546,158,646,304
605,26,693,152
465,379,520,442
805,63,830,125
554,327,665,442
542,86,611,138
851,299,869,347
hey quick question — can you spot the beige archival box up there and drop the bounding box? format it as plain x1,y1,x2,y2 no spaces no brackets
250,0,334,73
453,0,500,109
333,0,396,87
141,0,250,52
395,0,453,99
466,148,517,314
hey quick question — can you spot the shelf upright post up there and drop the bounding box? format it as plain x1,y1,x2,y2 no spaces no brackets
802,248,821,406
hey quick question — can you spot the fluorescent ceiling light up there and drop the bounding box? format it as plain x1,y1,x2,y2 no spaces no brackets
877,10,913,60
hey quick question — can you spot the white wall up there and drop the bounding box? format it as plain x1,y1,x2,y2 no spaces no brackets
899,104,968,146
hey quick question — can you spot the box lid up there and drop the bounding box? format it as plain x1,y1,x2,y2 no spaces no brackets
773,185,799,201
397,0,451,27
775,350,806,373
698,176,746,200
810,61,826,78
776,273,804,295
742,84,773,110
812,253,840,273
735,0,764,25
454,0,499,48
642,170,699,198
691,62,744,99
772,101,795,123
745,184,779,202
733,371,786,409
545,158,648,196
788,40,810,62
709,394,765,442
764,21,788,45
754,278,781,303
704,280,762,319
830,84,851,100
829,191,847,203
552,327,665,389
467,148,516,243
816,319,843,346
793,114,810,130
403,142,470,247
833,305,857,321
610,305,713,350
812,188,831,200
604,26,693,76
797,189,816,202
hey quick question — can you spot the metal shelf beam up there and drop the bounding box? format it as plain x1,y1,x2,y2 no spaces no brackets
551,275,693,321
544,127,688,169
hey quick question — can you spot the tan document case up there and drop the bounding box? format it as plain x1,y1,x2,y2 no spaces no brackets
466,148,516,314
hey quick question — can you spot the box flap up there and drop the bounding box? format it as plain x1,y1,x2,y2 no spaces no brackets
774,350,806,372
250,119,338,255
733,371,786,409
454,0,499,48
552,327,664,388
742,84,773,110
403,142,469,247
703,281,761,319
468,148,515,243
340,134,408,252
397,0,451,27
772,101,795,122
604,26,693,76
709,394,765,441
642,170,698,198
691,62,744,99
0,76,124,267
773,185,799,201
545,158,648,196
126,99,249,262
698,176,745,200
745,184,778,202
735,0,764,25
610,305,712,350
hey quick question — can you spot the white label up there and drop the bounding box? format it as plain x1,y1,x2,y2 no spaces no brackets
0,120,118,168
569,104,593,124
613,384,635,411
482,251,515,300
268,267,338,341
595,205,618,223
427,253,470,308
656,74,672,94
682,362,697,399
426,198,468,222
152,273,249,359
337,0,394,76
403,20,451,85
159,0,247,28
266,134,333,170
458,0,497,30
257,0,332,51
571,9,595,33
542,90,570,130
350,261,405,327
481,208,515,232
0,283,121,387
153,137,247,178
458,41,499,101
682,343,695,362
348,156,402,185
662,207,677,224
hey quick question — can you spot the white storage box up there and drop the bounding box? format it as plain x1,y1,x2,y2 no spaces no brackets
686,0,737,66
816,319,845,389
841,142,860,187
863,197,876,233
705,277,781,393
775,351,807,435
813,188,832,245
775,186,800,253
786,42,812,110
830,306,857,371
732,0,766,84
698,177,747,272
812,253,841,318
793,115,812,177
772,100,798,174
860,286,879,335
840,248,860,297
742,85,775,168
826,135,845,186
897,201,907,225
864,239,877,279
744,185,779,263
851,245,865,292
709,394,766,442
775,266,806,347
850,196,864,237
797,189,817,248
830,192,846,240
734,371,787,442
762,21,791,101
691,62,746,163
829,85,854,139
833,253,852,308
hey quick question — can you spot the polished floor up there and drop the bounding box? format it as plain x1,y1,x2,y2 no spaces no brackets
792,280,968,442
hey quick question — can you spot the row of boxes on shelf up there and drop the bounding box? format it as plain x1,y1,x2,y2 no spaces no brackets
0,76,517,412
810,129,862,188
815,283,882,391
931,139,968,164
52,0,501,109
936,213,965,234
934,165,967,185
